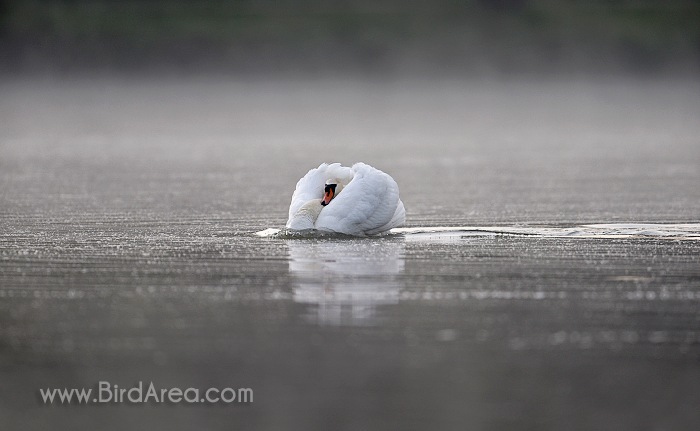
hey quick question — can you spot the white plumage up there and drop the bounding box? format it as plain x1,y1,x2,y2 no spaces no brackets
286,163,405,236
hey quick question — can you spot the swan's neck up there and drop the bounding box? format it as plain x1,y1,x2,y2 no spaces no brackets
287,200,323,230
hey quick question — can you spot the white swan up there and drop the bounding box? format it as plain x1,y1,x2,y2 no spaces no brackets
286,162,406,236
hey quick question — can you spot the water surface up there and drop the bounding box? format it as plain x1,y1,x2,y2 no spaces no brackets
1,77,700,430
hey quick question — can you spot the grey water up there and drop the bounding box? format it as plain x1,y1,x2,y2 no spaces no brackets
1,77,700,430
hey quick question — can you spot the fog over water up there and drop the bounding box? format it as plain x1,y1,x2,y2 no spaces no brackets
1,75,699,429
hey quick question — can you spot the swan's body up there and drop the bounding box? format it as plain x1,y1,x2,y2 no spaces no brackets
286,163,405,236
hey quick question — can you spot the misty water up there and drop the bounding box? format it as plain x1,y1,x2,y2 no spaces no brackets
1,77,700,430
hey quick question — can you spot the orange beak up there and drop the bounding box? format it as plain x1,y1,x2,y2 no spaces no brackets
321,188,335,206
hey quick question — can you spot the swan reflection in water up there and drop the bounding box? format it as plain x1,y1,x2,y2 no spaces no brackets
287,239,405,326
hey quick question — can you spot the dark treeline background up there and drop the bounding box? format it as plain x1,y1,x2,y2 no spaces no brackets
1,0,699,76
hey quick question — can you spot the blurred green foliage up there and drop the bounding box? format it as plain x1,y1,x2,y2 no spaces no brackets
1,0,698,74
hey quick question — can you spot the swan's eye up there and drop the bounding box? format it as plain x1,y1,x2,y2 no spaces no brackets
324,184,337,193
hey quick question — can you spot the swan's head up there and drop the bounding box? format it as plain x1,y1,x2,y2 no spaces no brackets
321,178,344,206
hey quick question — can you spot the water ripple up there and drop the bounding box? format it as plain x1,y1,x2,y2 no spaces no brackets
257,223,700,240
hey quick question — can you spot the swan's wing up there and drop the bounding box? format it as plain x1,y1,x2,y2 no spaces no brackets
287,163,353,222
367,197,406,235
316,163,404,235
